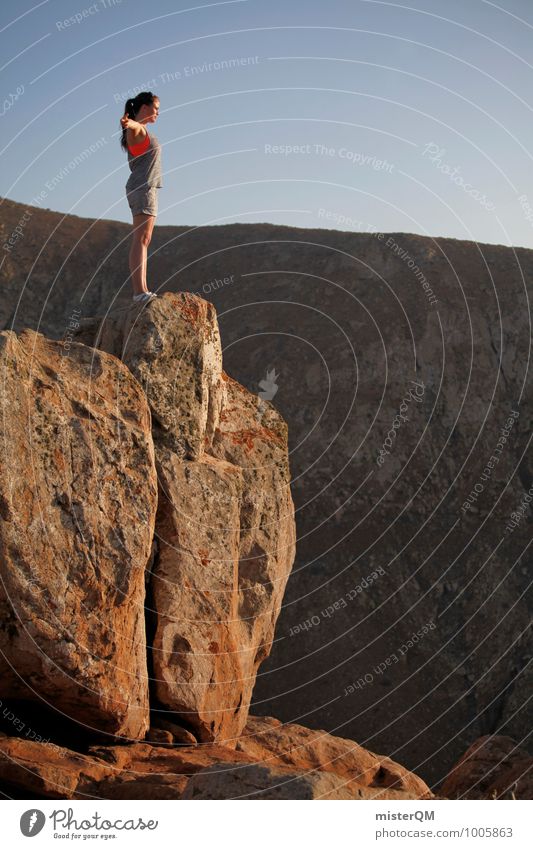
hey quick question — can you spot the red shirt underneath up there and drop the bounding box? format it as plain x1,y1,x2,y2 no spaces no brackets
128,131,150,156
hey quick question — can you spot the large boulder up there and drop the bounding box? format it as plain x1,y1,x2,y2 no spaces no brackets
0,714,434,800
236,715,433,798
75,294,297,743
152,447,245,740
0,329,158,739
441,735,533,799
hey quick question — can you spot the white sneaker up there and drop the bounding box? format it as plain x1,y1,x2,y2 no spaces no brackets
133,291,158,304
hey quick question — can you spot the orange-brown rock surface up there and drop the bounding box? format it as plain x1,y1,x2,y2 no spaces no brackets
74,294,297,743
235,715,431,797
0,329,158,740
440,735,533,799
0,713,434,800
152,446,245,739
75,293,224,459
181,763,364,800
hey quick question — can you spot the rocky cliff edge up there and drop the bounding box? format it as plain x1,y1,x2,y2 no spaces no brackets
0,291,509,799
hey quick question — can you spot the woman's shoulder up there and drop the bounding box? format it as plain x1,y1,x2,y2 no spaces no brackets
127,126,149,148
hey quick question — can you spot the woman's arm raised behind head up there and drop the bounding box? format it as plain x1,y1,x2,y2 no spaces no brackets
120,114,148,144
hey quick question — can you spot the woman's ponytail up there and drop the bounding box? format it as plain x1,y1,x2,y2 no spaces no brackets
120,97,137,151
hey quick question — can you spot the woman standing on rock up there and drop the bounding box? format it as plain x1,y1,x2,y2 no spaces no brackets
120,91,162,304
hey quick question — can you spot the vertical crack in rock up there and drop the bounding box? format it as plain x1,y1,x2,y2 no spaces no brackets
73,293,297,744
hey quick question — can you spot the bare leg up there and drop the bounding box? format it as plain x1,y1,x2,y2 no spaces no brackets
129,213,156,295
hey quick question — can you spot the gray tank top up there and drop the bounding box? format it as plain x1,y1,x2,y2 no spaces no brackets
125,130,162,191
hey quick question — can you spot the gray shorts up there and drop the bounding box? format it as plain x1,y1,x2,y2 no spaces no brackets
126,185,158,217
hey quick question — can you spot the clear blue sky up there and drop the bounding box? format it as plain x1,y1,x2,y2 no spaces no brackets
2,0,533,247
